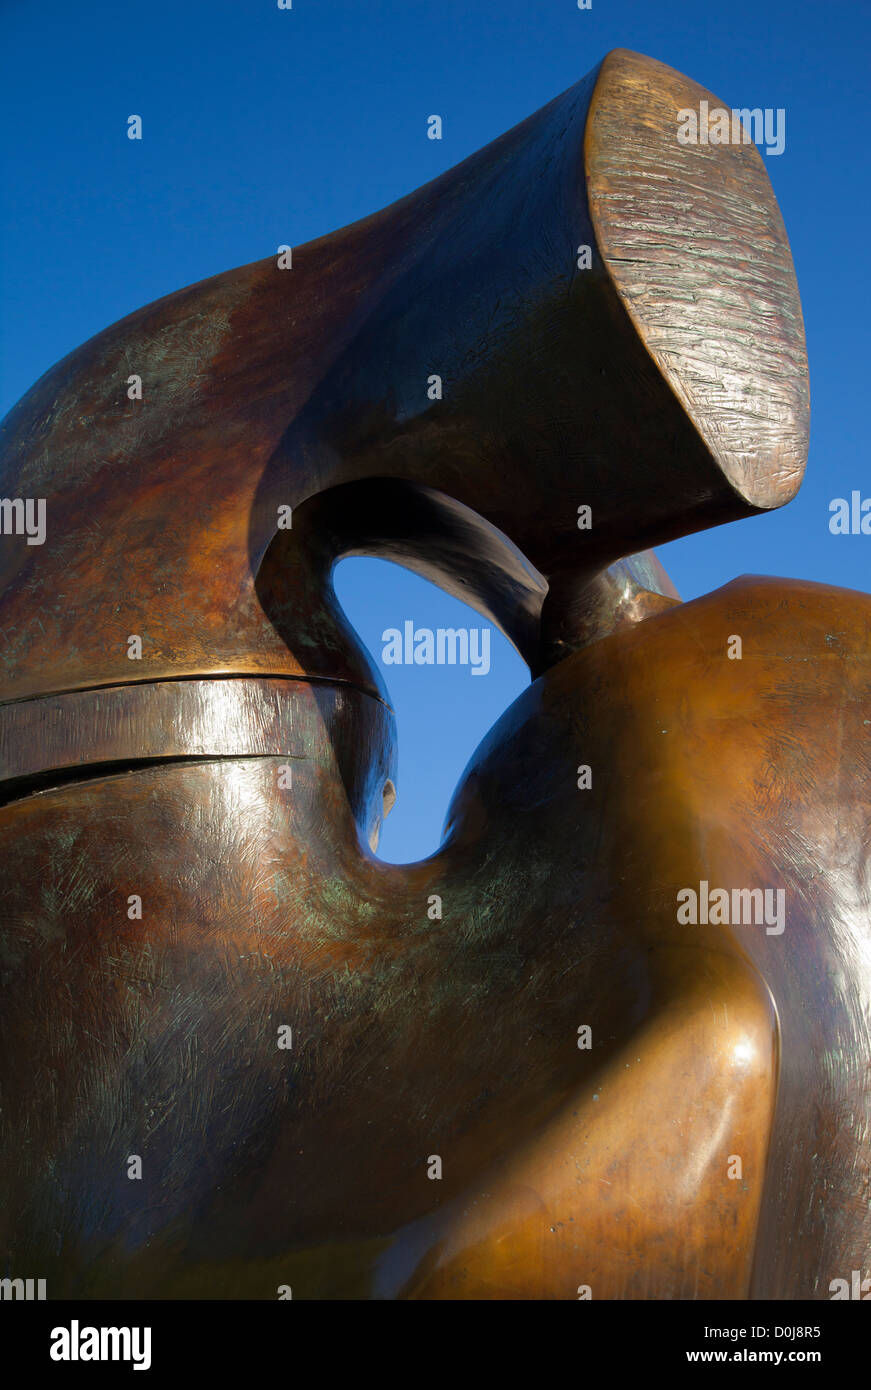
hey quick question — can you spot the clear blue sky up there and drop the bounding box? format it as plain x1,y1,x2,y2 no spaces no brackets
2,0,868,861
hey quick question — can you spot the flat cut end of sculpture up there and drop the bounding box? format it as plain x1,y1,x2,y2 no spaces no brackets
587,48,809,510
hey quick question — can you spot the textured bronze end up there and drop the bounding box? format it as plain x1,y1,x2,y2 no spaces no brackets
587,48,809,510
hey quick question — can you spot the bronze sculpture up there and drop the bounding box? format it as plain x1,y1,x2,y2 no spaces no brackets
0,48,867,1299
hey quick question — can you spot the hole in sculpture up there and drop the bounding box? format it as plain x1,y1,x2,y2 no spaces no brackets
333,556,531,865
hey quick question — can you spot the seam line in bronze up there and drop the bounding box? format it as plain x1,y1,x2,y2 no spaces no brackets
0,671,394,712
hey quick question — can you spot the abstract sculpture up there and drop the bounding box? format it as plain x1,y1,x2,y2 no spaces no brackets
1,48,867,1300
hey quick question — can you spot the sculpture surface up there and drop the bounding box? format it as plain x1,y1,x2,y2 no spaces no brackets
1,49,867,1300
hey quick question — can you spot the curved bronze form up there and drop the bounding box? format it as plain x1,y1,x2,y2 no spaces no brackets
1,49,867,1301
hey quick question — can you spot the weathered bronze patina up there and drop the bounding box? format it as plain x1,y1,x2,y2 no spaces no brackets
1,50,867,1300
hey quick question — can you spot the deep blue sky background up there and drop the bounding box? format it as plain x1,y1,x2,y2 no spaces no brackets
2,0,868,861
